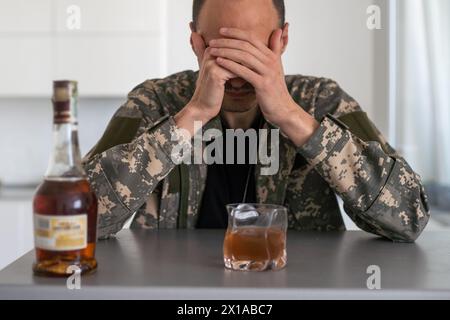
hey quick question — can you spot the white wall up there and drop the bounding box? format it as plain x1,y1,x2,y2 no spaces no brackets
0,198,33,270
285,0,386,126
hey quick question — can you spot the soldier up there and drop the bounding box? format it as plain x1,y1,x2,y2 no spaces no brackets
83,0,430,242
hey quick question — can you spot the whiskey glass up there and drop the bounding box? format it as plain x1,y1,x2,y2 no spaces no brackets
223,204,288,272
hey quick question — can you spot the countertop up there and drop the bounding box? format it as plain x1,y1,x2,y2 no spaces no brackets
0,230,450,300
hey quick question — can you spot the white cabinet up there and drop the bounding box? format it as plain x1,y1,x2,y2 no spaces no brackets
53,0,161,33
0,0,165,97
54,36,162,96
0,37,54,96
0,0,53,32
0,200,34,270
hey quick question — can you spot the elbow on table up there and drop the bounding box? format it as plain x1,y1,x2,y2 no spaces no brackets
387,222,428,243
372,207,431,243
347,198,431,243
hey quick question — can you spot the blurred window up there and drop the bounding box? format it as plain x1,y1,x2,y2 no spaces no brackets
393,0,450,213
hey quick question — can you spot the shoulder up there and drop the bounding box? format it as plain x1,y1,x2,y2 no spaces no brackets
285,74,340,100
285,74,361,119
122,70,198,122
130,70,197,97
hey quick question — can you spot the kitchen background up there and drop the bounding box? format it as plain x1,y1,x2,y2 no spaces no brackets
0,0,449,269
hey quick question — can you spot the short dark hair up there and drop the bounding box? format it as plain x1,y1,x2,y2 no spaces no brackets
192,0,285,30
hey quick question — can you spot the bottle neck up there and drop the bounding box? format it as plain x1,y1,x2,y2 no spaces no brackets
45,122,85,179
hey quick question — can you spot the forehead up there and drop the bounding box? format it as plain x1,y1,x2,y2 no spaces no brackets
196,0,279,45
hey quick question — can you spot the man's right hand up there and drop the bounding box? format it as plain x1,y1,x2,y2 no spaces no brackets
174,31,236,137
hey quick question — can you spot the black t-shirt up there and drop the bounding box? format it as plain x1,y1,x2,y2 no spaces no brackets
196,116,261,229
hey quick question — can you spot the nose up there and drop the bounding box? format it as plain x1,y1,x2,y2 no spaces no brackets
228,77,248,90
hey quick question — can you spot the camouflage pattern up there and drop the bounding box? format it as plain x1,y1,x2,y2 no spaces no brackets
83,70,430,242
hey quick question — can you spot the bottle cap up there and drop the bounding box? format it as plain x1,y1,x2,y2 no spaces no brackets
52,80,78,124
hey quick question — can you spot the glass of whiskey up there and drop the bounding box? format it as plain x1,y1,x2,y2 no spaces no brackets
223,204,288,272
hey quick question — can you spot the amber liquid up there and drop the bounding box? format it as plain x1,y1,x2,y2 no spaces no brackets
223,227,287,271
33,178,98,277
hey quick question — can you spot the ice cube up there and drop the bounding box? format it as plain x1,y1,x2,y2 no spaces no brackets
234,204,259,221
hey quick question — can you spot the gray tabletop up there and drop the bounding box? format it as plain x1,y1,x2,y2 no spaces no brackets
1,230,450,300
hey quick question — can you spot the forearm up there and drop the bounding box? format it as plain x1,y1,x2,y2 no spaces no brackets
282,77,430,241
297,115,430,242
276,100,320,147
84,116,191,238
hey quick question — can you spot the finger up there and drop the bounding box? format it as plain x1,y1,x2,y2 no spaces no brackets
191,31,207,61
210,47,268,75
269,28,283,55
216,64,238,80
209,38,268,63
203,47,220,66
203,47,214,61
216,57,262,88
219,27,272,55
204,59,238,80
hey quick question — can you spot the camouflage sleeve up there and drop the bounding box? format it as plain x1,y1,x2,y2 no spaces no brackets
83,88,191,239
298,79,430,242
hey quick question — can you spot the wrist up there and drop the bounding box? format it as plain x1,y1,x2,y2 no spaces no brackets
174,101,212,137
186,101,214,124
274,98,301,128
278,101,320,147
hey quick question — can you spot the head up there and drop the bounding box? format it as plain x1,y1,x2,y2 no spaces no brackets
190,0,289,113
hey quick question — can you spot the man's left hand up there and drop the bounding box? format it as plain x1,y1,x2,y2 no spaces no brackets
209,27,319,147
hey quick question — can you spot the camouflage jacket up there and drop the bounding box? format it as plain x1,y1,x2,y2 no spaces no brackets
83,70,430,242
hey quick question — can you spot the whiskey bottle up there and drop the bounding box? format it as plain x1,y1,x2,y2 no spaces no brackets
33,81,98,276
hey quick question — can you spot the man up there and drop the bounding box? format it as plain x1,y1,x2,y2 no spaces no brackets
83,0,430,242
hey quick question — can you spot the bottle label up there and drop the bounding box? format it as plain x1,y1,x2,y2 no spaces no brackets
34,214,87,251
